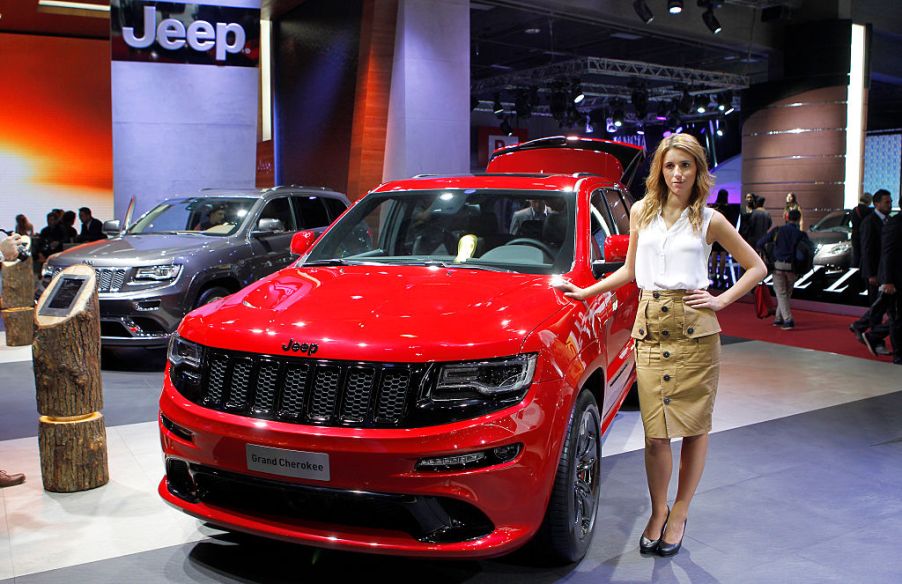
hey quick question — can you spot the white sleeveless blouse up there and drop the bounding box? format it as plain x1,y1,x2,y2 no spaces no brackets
635,206,714,291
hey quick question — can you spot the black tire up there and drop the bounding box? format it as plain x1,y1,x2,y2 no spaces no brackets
535,390,602,563
194,285,231,309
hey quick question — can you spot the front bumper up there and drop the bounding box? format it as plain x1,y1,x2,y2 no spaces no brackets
158,375,572,558
98,292,187,347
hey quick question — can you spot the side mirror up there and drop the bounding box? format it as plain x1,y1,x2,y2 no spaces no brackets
102,220,121,236
591,234,629,278
290,230,318,256
252,218,285,238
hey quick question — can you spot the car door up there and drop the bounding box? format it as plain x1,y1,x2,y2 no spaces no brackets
249,196,296,279
291,194,334,231
591,188,639,415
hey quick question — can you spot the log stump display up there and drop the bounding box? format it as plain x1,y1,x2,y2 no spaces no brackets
2,307,34,346
38,413,109,492
33,265,108,492
1,249,35,346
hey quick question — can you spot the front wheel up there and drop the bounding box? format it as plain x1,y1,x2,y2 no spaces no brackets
193,285,231,309
535,390,602,563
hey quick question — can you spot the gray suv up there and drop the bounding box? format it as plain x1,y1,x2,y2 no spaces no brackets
41,186,349,347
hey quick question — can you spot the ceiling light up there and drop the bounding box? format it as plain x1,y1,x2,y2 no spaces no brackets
633,0,654,24
695,96,707,114
612,108,624,127
493,93,504,116
572,80,585,104
703,8,722,34
525,27,541,34
668,1,684,15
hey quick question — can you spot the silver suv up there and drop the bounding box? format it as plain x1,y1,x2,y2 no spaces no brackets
42,186,349,347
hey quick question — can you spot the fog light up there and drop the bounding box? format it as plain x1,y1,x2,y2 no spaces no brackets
160,413,194,442
416,443,523,472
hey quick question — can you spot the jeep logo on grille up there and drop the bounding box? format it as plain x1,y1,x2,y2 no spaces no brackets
281,338,318,356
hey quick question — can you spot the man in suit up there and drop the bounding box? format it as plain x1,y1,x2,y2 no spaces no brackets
509,199,547,236
853,189,892,354
76,207,106,243
850,192,873,268
866,210,902,364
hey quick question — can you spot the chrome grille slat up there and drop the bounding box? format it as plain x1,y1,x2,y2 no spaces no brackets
196,351,418,428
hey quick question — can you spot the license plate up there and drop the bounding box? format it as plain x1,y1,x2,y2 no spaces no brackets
246,444,330,481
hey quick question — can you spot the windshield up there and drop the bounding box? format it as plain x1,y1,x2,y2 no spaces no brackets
127,197,257,236
305,189,576,274
810,210,850,233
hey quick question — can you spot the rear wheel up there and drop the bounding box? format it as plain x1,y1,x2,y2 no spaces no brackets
535,390,602,563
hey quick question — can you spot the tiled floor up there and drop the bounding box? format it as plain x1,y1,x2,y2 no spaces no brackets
1,339,900,582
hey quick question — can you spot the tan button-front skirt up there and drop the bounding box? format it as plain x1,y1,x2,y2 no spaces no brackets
631,289,721,439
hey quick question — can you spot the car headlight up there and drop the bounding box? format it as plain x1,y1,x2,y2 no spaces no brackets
432,354,537,402
134,264,181,281
826,241,851,254
168,334,205,399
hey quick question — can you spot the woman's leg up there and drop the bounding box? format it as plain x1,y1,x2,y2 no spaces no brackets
663,433,710,543
643,437,673,539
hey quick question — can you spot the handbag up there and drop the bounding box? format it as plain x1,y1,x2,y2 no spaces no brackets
754,283,776,319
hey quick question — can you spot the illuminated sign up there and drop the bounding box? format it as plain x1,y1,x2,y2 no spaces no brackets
111,2,260,67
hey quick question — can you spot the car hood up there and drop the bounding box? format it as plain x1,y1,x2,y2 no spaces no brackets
181,265,568,362
48,234,230,266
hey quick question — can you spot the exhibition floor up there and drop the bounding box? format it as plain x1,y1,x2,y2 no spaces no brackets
1,333,900,583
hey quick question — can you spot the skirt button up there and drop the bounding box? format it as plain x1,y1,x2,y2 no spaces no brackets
687,327,695,334
661,306,669,313
663,374,671,382
662,330,670,337
663,351,671,358
653,292,660,299
663,397,672,405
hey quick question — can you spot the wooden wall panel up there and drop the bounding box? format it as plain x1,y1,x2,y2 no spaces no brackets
742,86,850,226
346,0,398,202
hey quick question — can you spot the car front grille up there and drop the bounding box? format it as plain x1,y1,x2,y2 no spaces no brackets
45,266,127,293
193,349,426,428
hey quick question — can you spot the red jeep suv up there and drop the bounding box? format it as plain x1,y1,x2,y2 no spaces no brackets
159,137,644,562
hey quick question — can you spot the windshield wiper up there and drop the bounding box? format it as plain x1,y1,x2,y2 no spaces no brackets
303,258,350,266
419,260,513,273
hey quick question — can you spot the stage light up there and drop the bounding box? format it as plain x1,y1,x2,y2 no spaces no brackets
572,80,585,104
668,1,684,15
696,96,707,114
703,7,722,34
493,93,504,116
633,0,654,24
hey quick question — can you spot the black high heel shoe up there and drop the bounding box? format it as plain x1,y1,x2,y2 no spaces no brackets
657,518,686,557
639,507,670,554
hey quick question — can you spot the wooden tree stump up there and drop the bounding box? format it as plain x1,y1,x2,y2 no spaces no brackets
38,413,109,492
1,307,34,345
1,253,35,309
33,265,108,492
33,265,103,417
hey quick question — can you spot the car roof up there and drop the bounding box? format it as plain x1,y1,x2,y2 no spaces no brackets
370,173,619,194
169,185,349,201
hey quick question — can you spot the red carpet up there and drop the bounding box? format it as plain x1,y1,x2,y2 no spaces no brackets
718,298,891,361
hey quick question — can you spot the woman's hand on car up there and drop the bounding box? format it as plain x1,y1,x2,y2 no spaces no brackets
552,279,590,301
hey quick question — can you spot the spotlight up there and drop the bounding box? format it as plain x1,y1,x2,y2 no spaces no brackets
500,116,512,136
702,7,722,34
633,0,654,24
668,1,684,15
716,118,724,137
571,79,585,104
611,100,625,127
678,89,692,114
493,92,504,116
637,123,646,136
695,96,707,114
717,91,732,112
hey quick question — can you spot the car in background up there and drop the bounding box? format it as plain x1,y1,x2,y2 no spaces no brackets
159,137,644,563
42,186,349,347
809,209,852,269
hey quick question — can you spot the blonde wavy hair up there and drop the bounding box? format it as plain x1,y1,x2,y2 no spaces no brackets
637,133,715,232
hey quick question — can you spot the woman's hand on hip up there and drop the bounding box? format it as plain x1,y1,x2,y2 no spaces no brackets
685,289,725,311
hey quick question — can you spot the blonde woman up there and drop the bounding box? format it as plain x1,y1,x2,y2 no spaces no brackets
555,134,766,556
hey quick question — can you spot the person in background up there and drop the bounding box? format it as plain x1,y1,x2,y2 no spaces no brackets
851,189,893,354
758,209,809,330
14,214,34,237
555,134,767,558
783,192,804,230
0,233,28,488
509,199,548,235
37,211,64,259
737,192,755,244
851,192,873,269
75,207,105,243
60,210,78,245
745,195,772,251
874,209,902,364
709,189,730,287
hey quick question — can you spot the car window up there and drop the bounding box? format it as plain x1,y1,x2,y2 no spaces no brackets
591,191,614,234
257,197,294,232
128,197,256,236
590,206,611,262
812,211,848,232
604,189,630,234
292,196,330,229
322,197,348,221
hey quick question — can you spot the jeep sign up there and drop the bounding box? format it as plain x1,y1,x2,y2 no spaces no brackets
111,2,260,67
123,6,245,62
